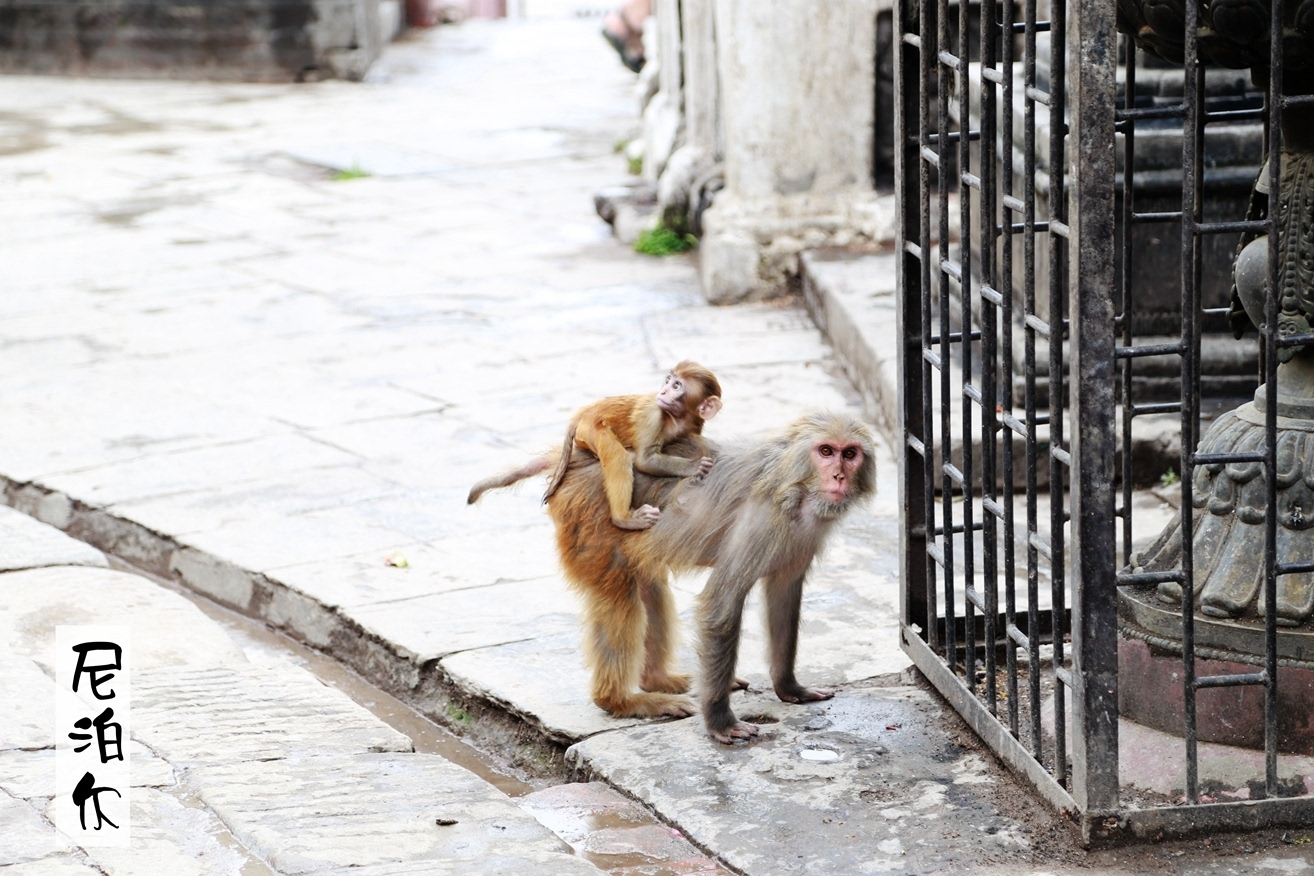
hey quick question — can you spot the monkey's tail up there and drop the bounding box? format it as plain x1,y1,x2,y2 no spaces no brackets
467,454,556,505
541,422,578,503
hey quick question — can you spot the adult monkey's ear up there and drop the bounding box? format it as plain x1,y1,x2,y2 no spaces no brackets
699,396,723,420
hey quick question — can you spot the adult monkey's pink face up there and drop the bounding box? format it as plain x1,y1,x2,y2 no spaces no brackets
812,439,866,504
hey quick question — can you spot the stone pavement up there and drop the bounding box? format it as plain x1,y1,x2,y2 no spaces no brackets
4,8,1314,876
0,505,612,874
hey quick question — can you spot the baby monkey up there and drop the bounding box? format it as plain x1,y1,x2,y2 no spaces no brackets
544,361,722,530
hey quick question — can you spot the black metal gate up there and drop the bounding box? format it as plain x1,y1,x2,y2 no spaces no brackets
894,0,1314,843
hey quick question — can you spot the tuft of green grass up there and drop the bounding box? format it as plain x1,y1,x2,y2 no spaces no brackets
330,163,371,181
445,703,474,726
613,138,629,154
627,155,643,175
635,226,697,256
1159,467,1180,488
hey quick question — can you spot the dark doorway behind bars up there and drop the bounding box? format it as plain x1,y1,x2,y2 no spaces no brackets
893,0,1314,844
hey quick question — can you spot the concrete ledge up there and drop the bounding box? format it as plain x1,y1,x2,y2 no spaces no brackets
0,0,385,82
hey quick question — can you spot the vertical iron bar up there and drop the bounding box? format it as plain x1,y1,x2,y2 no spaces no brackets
1000,0,1020,738
958,0,978,695
895,0,929,643
1264,0,1284,798
1179,0,1201,804
921,0,941,656
1022,0,1043,757
1046,0,1069,788
1120,46,1137,567
979,0,1001,714
1068,0,1120,819
937,0,958,674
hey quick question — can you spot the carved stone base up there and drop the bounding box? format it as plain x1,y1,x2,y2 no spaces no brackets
1119,586,1314,753
1133,353,1314,626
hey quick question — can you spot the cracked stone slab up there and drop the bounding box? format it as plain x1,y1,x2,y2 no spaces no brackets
0,857,103,876
76,787,275,876
0,566,247,673
0,654,54,751
568,683,1041,876
188,753,604,875
0,506,106,571
265,524,559,611
440,633,659,743
0,741,171,800
0,791,73,866
133,663,411,769
349,576,581,661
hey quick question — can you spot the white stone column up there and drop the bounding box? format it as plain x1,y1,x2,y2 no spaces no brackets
641,0,685,185
700,0,891,304
653,0,719,233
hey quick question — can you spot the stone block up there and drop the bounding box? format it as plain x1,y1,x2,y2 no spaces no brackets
0,505,106,573
188,753,603,874
0,0,385,82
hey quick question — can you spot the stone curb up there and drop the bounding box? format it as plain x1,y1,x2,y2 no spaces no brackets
0,475,573,778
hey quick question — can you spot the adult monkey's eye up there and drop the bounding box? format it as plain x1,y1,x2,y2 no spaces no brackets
819,445,834,457
843,447,857,459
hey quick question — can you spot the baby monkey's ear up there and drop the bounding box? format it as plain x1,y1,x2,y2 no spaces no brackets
699,396,723,421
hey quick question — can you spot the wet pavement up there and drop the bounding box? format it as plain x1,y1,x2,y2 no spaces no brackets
4,7,1314,875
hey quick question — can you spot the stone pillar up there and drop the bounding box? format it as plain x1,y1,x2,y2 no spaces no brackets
654,0,721,235
642,0,685,186
700,0,890,304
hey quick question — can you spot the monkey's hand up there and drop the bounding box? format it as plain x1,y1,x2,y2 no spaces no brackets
711,721,760,744
774,683,834,704
614,504,661,530
695,456,714,477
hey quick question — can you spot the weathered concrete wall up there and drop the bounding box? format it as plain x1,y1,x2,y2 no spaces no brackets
0,0,384,82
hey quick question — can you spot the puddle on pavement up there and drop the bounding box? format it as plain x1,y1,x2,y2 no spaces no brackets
109,556,729,874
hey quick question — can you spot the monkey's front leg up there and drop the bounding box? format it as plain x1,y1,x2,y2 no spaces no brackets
698,569,760,744
766,572,834,704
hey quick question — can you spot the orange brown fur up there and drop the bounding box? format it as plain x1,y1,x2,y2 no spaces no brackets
547,413,876,729
542,361,722,531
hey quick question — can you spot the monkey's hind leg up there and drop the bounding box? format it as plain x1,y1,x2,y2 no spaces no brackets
638,575,691,694
580,569,694,719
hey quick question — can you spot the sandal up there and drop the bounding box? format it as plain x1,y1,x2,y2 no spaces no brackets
602,12,645,73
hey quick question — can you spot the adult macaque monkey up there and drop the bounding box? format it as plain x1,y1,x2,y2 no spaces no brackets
548,412,876,738
482,361,718,532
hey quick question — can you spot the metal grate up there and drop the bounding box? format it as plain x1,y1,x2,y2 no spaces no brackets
894,0,1314,844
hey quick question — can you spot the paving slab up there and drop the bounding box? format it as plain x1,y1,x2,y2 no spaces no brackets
0,654,56,752
0,791,74,866
0,742,172,799
0,506,107,572
133,663,413,769
189,752,601,876
0,857,103,876
0,566,249,672
74,787,276,876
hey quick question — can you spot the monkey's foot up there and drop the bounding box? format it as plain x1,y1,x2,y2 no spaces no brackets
598,692,696,719
775,684,834,703
709,721,760,744
731,676,750,691
615,504,661,530
640,672,691,694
